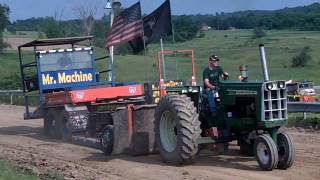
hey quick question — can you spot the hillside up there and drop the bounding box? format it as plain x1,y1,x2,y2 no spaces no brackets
5,3,320,43
192,3,320,30
1,29,319,90
111,30,320,84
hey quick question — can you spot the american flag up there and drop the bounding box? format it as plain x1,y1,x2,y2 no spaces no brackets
105,2,143,48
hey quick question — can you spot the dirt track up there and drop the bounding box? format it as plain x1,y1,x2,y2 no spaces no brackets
0,105,319,180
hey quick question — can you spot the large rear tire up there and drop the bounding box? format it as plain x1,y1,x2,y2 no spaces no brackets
100,125,114,155
44,109,61,139
254,134,278,171
277,132,295,169
43,110,51,137
155,94,201,165
57,110,72,142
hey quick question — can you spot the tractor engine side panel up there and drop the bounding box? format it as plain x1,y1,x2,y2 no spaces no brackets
219,81,263,132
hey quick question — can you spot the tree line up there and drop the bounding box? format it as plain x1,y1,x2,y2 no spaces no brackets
199,2,320,31
0,4,9,53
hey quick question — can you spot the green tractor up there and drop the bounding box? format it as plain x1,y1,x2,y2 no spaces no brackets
154,45,295,171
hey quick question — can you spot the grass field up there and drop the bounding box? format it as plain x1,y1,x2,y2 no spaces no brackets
0,160,37,180
84,29,320,84
78,30,320,84
1,29,319,85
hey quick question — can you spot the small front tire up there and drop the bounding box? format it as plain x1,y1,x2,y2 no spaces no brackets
277,132,295,169
254,134,278,171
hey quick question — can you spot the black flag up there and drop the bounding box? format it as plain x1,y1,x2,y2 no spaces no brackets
143,0,172,43
129,0,172,53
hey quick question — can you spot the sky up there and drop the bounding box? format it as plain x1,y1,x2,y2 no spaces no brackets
1,0,320,22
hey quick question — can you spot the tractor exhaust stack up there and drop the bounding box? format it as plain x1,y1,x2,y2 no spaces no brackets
259,44,269,82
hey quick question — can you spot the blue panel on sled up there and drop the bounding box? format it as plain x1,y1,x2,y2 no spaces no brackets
40,68,96,90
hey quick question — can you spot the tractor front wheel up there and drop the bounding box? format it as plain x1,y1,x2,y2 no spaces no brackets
277,132,295,169
254,134,278,171
155,94,201,165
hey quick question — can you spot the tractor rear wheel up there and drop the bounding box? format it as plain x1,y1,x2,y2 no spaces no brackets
44,109,61,139
100,125,114,155
155,94,201,165
43,110,50,137
254,134,278,171
57,110,73,142
277,132,295,169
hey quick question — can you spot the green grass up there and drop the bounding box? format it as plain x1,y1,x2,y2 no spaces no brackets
103,29,320,84
288,113,320,127
1,29,320,85
0,160,37,180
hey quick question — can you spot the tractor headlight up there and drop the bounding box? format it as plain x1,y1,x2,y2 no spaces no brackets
278,81,285,89
267,83,274,90
266,82,277,90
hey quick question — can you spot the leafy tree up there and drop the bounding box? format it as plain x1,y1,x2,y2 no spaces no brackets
198,31,205,38
73,4,98,35
173,15,199,42
114,44,132,55
0,4,9,53
252,27,266,39
0,73,21,90
92,16,109,48
37,31,46,39
44,18,63,38
291,46,312,67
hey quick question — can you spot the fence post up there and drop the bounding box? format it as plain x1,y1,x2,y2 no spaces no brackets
11,95,13,105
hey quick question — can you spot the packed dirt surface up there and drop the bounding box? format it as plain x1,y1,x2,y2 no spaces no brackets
0,105,319,180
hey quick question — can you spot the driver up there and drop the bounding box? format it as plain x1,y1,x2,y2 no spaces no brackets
58,52,72,69
203,54,228,115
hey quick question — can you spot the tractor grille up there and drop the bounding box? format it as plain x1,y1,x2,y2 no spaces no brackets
263,89,287,120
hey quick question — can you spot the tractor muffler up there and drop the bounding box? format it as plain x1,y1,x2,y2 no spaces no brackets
259,44,269,82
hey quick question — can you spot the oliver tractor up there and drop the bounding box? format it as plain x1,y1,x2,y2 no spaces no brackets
154,45,295,171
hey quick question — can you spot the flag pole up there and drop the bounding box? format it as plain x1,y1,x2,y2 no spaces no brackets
160,38,166,80
139,0,147,56
106,0,116,85
107,0,121,85
142,34,149,82
168,0,178,79
140,0,149,82
109,13,114,84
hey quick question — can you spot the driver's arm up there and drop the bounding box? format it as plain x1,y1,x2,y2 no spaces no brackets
204,78,216,90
